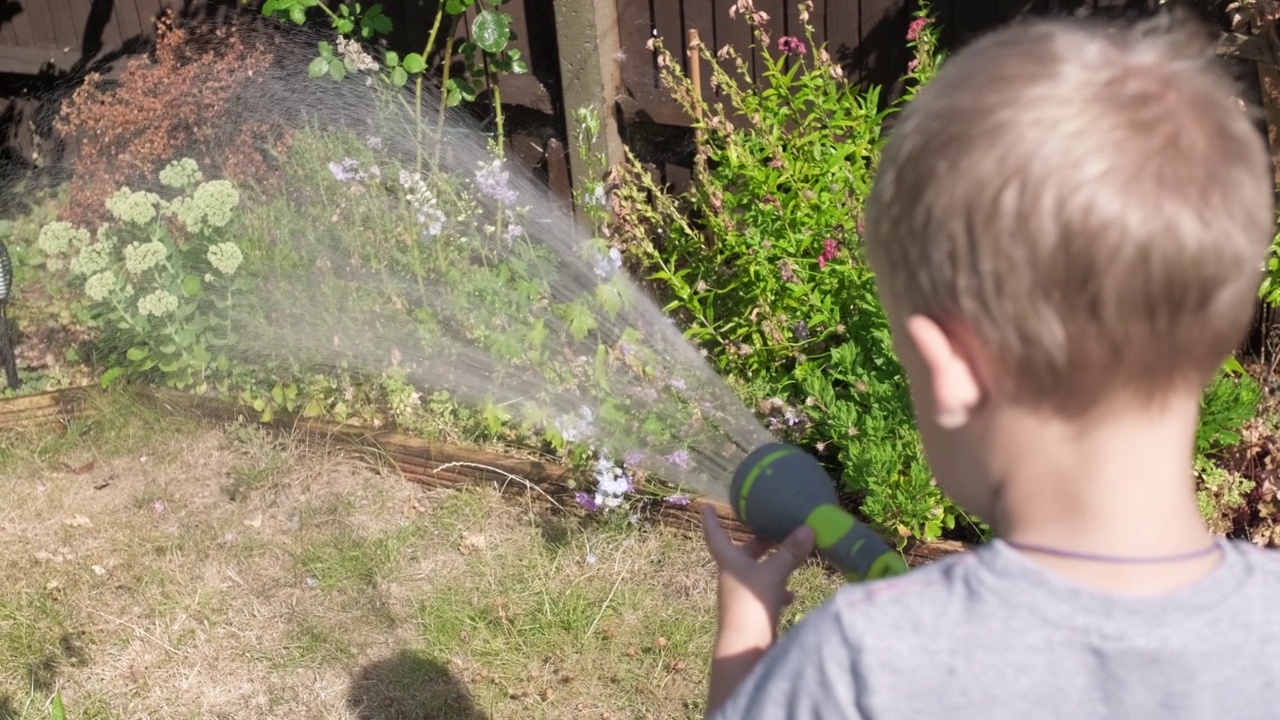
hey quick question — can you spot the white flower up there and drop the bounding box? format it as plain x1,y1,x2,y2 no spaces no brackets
105,187,163,226
137,289,179,317
158,158,203,189
123,241,167,274
70,242,113,277
84,271,115,302
37,221,89,255
207,242,243,276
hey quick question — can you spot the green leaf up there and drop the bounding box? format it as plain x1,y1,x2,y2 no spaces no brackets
289,3,307,24
302,398,325,418
181,273,203,297
99,366,124,389
390,65,408,86
472,10,510,54
126,346,149,361
402,52,426,74
336,17,354,34
308,56,328,78
51,694,66,720
329,59,347,81
445,83,462,107
384,50,400,67
317,40,333,57
445,0,473,13
447,77,477,102
363,12,392,35
271,384,285,405
510,58,528,74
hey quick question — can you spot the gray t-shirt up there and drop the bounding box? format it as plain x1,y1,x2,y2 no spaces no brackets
709,537,1280,719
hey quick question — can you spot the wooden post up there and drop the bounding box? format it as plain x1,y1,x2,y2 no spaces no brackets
553,0,626,205
1219,31,1280,182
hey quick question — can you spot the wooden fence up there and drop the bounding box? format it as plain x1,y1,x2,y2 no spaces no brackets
0,0,1244,208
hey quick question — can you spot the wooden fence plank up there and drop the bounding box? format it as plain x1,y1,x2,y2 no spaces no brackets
47,0,77,50
0,5,16,47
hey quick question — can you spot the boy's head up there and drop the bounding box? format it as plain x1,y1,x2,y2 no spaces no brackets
864,14,1274,510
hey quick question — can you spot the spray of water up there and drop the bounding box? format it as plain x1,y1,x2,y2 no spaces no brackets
48,14,781,506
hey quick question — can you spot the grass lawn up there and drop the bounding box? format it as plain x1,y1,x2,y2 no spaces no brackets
0,390,840,719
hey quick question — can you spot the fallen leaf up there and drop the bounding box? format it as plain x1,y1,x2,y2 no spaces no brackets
458,532,486,554
93,479,111,490
64,514,92,528
91,565,106,576
243,514,263,529
62,460,95,475
656,636,669,650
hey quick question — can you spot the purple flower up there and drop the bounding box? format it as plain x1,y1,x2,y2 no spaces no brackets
777,36,806,55
665,449,690,468
504,224,523,244
474,160,518,205
574,491,599,512
779,260,797,283
594,247,623,279
623,450,646,467
669,377,687,391
665,493,691,506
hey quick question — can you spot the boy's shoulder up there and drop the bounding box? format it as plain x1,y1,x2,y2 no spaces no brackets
709,539,1280,720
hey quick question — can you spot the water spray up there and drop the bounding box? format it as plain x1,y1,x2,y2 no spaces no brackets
731,443,908,581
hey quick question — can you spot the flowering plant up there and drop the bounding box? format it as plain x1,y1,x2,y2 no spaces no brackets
609,1,966,543
36,158,247,392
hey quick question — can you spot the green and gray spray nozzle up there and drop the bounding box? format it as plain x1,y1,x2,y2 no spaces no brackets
730,443,909,582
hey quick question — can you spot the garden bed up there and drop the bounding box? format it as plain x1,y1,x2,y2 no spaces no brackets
0,385,969,570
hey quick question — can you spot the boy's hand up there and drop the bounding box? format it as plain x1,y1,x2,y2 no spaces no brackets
701,503,815,630
701,503,815,716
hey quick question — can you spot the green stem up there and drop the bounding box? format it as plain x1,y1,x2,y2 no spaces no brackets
416,6,448,172
491,68,505,158
432,32,457,170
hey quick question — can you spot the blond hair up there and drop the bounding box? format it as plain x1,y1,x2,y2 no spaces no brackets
865,13,1275,413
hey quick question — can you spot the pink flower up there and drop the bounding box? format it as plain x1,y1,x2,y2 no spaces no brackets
907,17,929,41
907,58,920,73
817,238,840,269
777,36,806,55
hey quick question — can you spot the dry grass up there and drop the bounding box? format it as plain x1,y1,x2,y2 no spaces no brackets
0,390,839,719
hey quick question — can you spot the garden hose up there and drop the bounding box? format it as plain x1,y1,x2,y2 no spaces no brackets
730,443,909,582
0,239,18,390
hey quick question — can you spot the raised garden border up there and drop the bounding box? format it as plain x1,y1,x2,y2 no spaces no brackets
0,385,970,570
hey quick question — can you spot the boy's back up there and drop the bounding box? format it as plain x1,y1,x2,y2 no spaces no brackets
711,538,1280,719
698,9,1280,720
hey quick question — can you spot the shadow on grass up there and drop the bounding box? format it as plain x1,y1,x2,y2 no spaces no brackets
347,649,486,720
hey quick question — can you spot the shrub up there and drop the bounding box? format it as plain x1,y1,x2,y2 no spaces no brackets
608,1,961,543
36,159,249,393
54,10,289,227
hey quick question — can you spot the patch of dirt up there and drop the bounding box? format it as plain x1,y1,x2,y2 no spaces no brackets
1,412,801,719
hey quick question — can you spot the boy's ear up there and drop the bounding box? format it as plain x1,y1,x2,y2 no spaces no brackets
904,314,985,429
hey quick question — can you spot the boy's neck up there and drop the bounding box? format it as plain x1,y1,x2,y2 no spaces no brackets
986,391,1222,596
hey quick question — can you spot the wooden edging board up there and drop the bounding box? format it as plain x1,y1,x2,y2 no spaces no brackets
0,385,970,570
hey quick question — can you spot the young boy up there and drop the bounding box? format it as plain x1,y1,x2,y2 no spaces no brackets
700,11,1280,719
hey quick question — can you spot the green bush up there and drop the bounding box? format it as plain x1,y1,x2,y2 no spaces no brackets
35,159,248,393
609,1,962,543
1258,197,1280,308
